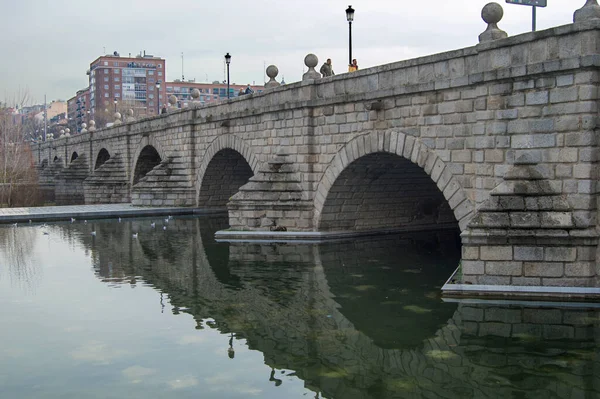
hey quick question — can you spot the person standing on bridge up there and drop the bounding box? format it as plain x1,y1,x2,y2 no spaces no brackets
320,58,335,77
348,59,359,72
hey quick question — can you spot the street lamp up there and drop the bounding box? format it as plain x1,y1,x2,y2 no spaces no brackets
113,98,117,113
155,81,161,114
346,5,355,67
225,52,231,99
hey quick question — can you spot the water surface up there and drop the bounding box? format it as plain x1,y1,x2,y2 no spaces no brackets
0,216,598,398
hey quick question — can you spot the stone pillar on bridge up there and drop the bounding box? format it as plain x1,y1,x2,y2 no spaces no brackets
228,148,314,231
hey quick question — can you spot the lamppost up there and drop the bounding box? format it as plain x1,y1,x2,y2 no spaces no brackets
155,81,161,114
225,52,231,99
346,5,355,67
113,98,117,113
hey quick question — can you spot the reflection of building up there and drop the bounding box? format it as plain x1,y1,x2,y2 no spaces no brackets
165,80,264,107
88,52,166,119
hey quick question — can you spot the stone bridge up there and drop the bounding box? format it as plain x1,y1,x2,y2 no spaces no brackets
32,2,600,295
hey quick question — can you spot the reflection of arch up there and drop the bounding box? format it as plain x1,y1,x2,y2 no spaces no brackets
133,146,161,185
196,134,260,206
41,159,48,168
314,131,474,232
70,152,79,162
95,148,111,170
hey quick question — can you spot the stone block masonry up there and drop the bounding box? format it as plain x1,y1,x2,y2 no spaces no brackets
32,2,600,296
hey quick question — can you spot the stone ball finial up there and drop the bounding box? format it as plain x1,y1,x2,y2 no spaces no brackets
574,0,600,23
304,54,318,69
479,3,508,43
114,112,122,120
127,109,134,117
169,95,177,105
81,123,87,129
60,129,65,135
482,2,503,24
265,65,281,89
89,120,96,132
65,132,71,137
267,65,278,79
303,54,321,81
65,128,70,134
191,88,200,100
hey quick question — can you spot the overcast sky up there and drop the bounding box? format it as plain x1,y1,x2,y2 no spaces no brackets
0,0,581,105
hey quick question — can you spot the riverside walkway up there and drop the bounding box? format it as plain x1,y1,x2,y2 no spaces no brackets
0,204,219,224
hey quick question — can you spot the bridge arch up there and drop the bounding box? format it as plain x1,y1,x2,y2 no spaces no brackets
314,130,474,232
131,137,167,186
94,148,111,170
70,151,79,162
196,134,260,208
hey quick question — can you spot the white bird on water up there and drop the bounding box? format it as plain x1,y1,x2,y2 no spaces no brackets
164,218,169,223
118,217,122,223
163,226,167,231
132,233,138,239
151,222,156,228
71,218,76,223
12,223,18,227
91,231,96,236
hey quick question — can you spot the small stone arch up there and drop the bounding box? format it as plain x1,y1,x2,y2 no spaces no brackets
70,152,79,162
196,134,260,206
314,130,475,232
130,137,167,185
95,148,111,170
40,159,48,168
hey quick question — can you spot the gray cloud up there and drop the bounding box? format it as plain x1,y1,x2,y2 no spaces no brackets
0,0,579,104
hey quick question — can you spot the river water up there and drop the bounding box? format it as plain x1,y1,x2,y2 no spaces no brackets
0,215,598,398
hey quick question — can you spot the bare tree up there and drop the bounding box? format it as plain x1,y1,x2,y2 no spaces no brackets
0,90,40,207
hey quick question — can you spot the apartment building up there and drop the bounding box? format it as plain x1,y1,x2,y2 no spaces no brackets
88,51,166,119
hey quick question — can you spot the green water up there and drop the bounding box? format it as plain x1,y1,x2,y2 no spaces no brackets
0,215,598,398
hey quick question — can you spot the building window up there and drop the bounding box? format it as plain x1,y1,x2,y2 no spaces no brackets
104,77,109,82
104,61,108,66
115,85,120,90
104,85,109,89
149,94,154,99
104,93,109,97
149,101,154,106
115,93,121,98
115,68,120,73
115,77,120,82
158,71,162,76
114,62,119,67
148,78,154,84
104,69,109,74
148,70,154,76
212,88,219,94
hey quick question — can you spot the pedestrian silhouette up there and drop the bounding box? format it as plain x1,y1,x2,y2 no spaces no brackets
320,58,335,77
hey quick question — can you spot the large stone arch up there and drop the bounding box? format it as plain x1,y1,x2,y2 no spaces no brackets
195,134,260,207
130,137,168,186
314,130,475,232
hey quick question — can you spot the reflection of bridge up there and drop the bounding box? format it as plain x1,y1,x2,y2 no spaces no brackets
58,218,600,399
32,2,600,292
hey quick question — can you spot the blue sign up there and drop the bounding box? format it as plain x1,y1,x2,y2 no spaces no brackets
506,0,547,7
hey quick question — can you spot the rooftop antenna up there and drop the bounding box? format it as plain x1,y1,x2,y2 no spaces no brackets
103,46,106,54
181,52,185,81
